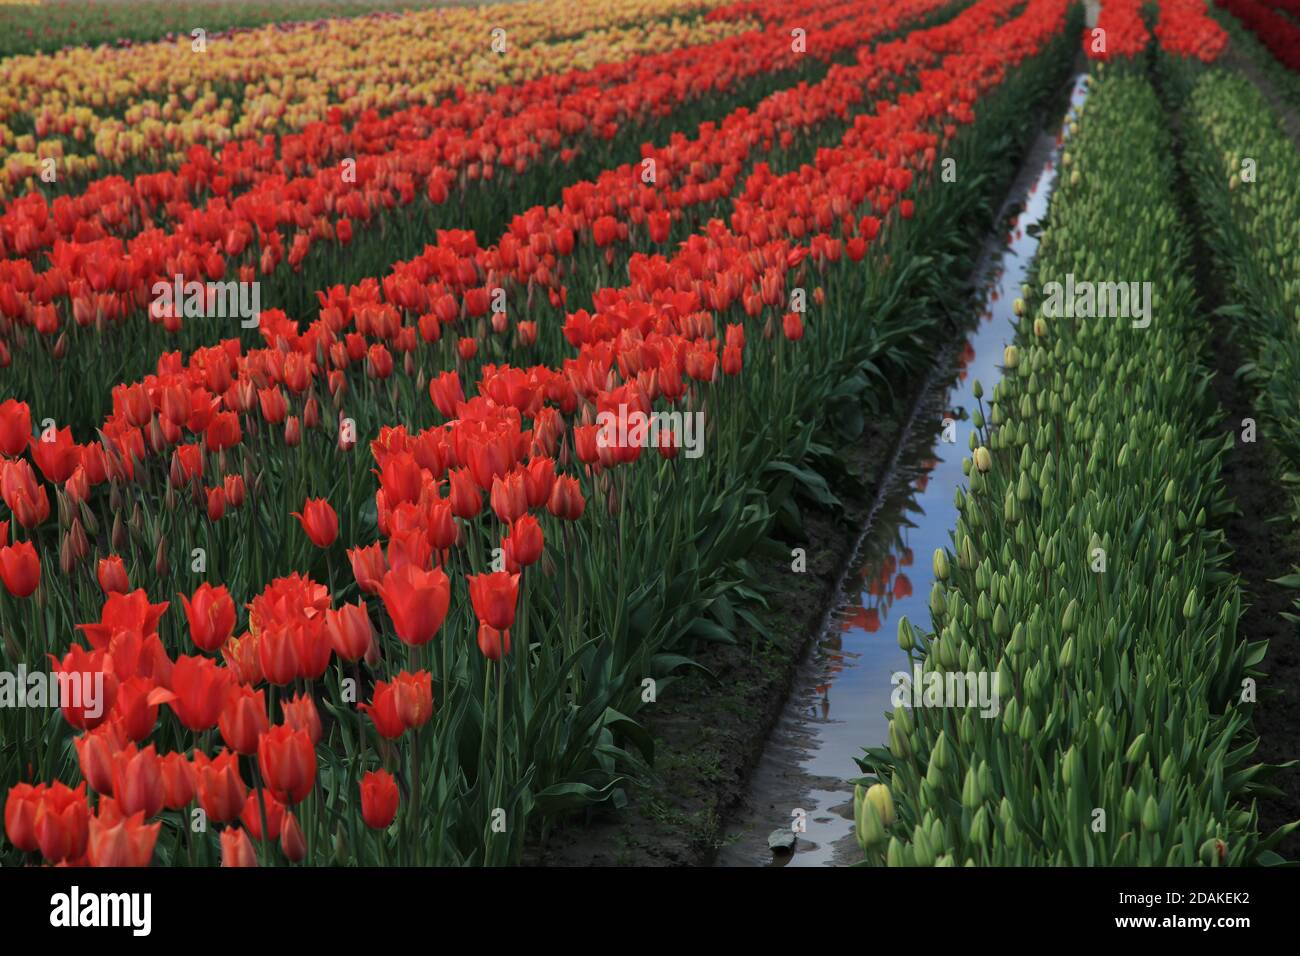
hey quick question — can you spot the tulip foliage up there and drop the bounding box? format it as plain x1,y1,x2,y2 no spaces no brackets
856,61,1294,865
1170,60,1300,602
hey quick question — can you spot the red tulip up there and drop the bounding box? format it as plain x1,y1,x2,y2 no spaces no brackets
110,744,164,819
359,770,399,829
348,542,387,594
508,515,544,566
547,475,585,521
219,685,269,755
180,582,237,653
241,789,286,841
379,564,450,646
220,826,258,867
31,425,80,483
206,486,226,522
88,808,160,867
468,571,520,631
523,457,555,508
782,312,804,341
0,398,31,456
280,810,307,862
75,727,118,795
5,783,42,852
97,555,129,594
476,622,511,662
490,470,528,523
281,692,322,745
156,654,231,731
256,624,301,686
159,752,196,810
0,541,40,597
258,725,317,805
325,602,374,661
52,644,118,731
33,782,90,863
193,750,247,823
361,671,433,738
292,498,338,548
448,466,482,518
114,676,160,741
258,387,288,425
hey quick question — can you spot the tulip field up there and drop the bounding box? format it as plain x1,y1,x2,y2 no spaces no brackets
0,0,1298,883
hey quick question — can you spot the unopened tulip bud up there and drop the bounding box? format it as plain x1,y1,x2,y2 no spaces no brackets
1003,344,1019,369
154,536,169,577
933,548,949,580
973,447,991,473
70,517,89,561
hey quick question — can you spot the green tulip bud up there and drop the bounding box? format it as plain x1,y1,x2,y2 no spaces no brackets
897,615,915,652
992,604,1010,640
1141,795,1161,832
1061,598,1079,635
933,548,949,581
866,783,896,828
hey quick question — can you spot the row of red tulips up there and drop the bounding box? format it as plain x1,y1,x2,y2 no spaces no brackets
0,0,898,427
1216,0,1300,69
0,0,961,555
0,0,856,262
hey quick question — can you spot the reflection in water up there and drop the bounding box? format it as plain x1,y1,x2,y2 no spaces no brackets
717,75,1090,868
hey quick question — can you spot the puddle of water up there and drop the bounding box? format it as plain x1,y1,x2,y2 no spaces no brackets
716,74,1091,868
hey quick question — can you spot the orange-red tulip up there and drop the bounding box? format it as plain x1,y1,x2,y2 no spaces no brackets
359,769,399,830
257,725,317,805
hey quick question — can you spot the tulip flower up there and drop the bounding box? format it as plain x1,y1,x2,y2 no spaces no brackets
88,809,161,867
159,753,196,811
280,811,307,863
362,671,433,738
75,727,118,795
468,571,520,632
180,582,237,653
52,644,118,731
33,782,90,863
241,790,286,842
110,744,164,819
96,555,129,594
348,542,387,594
379,564,451,646
282,692,322,745
4,783,43,852
507,515,544,566
258,725,317,805
325,602,374,661
219,685,270,756
476,623,511,662
359,770,399,830
0,398,31,457
154,654,231,731
0,541,40,598
193,750,247,823
220,826,259,867
292,498,339,548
